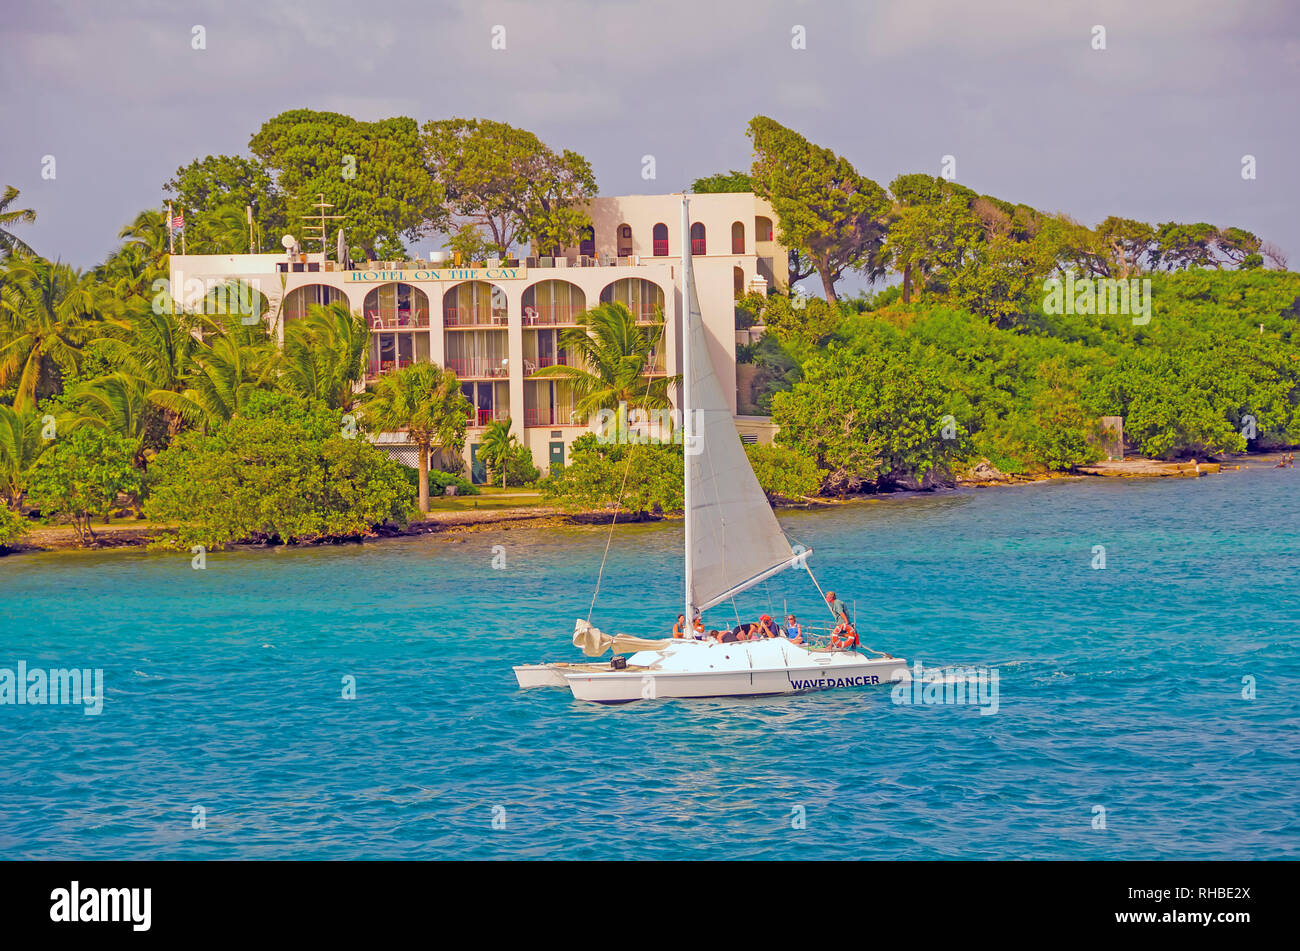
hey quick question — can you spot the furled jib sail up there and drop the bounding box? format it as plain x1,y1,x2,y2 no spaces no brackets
682,237,797,615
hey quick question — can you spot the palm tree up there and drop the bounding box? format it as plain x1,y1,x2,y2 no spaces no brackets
60,373,153,463
361,363,472,514
532,302,677,422
116,209,170,276
281,300,369,410
0,402,49,507
94,300,202,435
479,417,515,488
170,310,279,428
0,186,36,258
0,256,101,409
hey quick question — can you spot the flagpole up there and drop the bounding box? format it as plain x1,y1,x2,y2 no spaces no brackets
180,207,186,255
167,201,175,255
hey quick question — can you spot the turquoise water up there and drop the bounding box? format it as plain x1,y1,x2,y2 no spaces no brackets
1,466,1297,860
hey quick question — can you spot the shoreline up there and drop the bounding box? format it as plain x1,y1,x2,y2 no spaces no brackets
3,451,1291,559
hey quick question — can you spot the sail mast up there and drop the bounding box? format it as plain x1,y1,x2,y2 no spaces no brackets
681,196,693,628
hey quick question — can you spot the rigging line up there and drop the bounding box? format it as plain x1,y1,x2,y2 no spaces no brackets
586,372,657,626
802,560,890,657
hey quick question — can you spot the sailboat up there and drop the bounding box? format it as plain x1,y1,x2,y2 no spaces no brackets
513,198,909,703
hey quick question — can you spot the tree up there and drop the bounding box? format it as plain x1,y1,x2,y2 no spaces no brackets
280,300,369,410
532,302,676,421
360,363,471,514
0,402,50,507
0,502,26,548
771,346,961,491
541,437,683,515
25,426,141,545
251,110,443,260
692,170,754,193
479,417,515,487
165,154,287,253
0,256,102,409
422,118,596,255
884,176,983,302
0,186,36,258
146,392,413,549
747,116,890,302
744,443,821,500
164,310,280,429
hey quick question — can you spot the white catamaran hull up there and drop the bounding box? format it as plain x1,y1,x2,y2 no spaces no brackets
516,639,909,704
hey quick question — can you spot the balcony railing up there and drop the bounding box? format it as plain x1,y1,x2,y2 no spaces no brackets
522,304,584,326
652,239,669,257
691,238,707,255
524,407,583,427
524,354,572,374
366,357,414,380
446,357,509,378
467,407,509,427
444,307,508,327
366,307,428,329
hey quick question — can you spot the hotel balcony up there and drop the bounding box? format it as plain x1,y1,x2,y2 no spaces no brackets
366,357,414,381
521,303,585,326
467,407,509,428
443,306,508,328
446,357,509,379
365,306,428,330
524,406,584,428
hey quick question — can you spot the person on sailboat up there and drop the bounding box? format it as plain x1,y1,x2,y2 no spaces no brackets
673,614,686,638
825,591,850,628
783,614,804,645
757,614,781,639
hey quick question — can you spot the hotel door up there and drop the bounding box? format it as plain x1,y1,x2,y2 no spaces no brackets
469,444,486,484
549,441,565,470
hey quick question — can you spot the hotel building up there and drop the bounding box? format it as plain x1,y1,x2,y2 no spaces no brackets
168,192,785,480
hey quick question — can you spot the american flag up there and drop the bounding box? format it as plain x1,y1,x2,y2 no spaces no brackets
170,212,184,230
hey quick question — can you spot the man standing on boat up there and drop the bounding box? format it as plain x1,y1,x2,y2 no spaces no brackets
825,591,859,649
825,591,850,628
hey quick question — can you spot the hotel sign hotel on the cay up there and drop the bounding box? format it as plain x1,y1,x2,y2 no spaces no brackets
346,267,528,283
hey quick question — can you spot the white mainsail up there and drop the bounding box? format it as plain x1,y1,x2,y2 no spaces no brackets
681,199,800,618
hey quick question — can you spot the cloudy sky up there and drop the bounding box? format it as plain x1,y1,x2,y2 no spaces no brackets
3,0,1297,286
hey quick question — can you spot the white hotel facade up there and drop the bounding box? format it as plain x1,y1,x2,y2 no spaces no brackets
168,193,786,480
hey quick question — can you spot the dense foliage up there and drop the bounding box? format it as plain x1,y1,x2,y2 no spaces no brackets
540,435,683,514
26,427,142,544
145,393,414,549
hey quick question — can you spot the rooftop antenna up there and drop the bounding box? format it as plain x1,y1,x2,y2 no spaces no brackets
301,193,344,258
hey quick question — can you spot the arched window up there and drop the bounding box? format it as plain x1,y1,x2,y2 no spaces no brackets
652,223,669,256
600,278,664,322
363,283,429,329
617,224,634,257
522,280,585,326
578,226,595,258
690,222,706,255
734,266,745,297
282,284,347,323
444,281,507,326
755,216,774,243
731,221,745,254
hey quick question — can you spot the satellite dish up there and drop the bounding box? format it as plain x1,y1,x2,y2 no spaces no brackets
281,234,297,250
